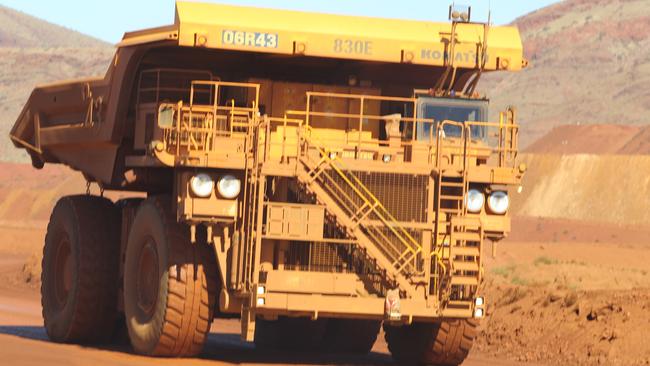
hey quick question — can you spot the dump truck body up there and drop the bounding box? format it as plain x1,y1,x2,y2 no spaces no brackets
11,2,526,361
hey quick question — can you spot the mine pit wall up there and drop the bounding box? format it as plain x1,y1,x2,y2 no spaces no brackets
512,154,650,226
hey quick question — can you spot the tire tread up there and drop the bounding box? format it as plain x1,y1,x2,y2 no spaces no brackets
146,197,217,357
42,195,120,343
384,319,478,366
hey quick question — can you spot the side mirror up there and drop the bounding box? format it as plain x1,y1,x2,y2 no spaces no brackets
158,105,175,128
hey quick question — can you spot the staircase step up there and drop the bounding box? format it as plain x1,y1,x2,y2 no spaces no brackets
452,261,480,271
440,195,464,201
441,171,463,177
450,246,480,256
440,208,462,214
440,181,466,188
447,300,473,308
450,276,479,286
452,231,482,242
450,217,482,229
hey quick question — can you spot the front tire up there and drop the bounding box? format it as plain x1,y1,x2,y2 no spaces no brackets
123,197,217,357
41,195,120,343
384,319,478,366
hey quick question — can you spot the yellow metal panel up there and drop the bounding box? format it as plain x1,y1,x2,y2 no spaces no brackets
265,203,325,240
171,1,525,71
265,271,359,296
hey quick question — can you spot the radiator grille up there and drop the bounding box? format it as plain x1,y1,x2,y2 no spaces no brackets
330,172,429,223
285,242,351,273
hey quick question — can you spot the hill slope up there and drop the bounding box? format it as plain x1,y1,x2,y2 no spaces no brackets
482,0,650,146
0,5,113,163
525,124,650,155
0,6,107,47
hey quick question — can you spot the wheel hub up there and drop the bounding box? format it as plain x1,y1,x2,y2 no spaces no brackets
136,239,159,317
53,237,72,309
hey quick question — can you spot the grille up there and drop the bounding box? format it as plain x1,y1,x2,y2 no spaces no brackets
363,227,424,273
285,242,352,273
330,172,429,223
284,241,387,295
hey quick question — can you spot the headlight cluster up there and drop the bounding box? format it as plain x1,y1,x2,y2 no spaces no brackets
465,189,509,214
217,175,241,199
465,189,485,213
487,191,509,214
190,173,241,199
190,174,214,198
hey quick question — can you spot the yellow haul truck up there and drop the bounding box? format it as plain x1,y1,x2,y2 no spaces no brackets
10,2,526,364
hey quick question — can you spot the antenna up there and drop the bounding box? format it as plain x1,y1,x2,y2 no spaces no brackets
488,0,492,25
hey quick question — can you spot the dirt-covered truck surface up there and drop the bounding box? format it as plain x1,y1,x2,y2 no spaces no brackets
9,2,527,365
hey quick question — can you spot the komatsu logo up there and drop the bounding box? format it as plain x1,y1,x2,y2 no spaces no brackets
420,49,487,63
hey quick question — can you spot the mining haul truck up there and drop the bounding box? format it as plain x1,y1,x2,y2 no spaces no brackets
10,2,527,364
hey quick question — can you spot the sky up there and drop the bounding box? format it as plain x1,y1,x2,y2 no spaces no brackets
0,0,559,43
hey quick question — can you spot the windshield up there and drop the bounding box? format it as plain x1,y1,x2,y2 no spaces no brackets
416,97,489,142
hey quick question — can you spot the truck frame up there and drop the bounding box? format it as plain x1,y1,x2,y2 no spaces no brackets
10,2,527,364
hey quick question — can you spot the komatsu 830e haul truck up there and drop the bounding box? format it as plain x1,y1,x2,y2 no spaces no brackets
10,2,527,364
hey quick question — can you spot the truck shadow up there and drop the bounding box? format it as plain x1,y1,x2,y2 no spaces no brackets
0,326,394,365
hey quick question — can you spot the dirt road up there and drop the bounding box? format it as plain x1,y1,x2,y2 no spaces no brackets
4,217,650,365
0,249,529,366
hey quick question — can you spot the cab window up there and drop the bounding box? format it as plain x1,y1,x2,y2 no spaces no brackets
416,97,488,142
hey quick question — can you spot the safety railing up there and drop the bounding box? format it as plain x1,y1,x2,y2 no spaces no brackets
291,91,519,169
157,81,260,155
154,86,518,171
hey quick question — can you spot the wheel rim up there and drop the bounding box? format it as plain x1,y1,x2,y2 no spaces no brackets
136,238,159,318
53,236,73,310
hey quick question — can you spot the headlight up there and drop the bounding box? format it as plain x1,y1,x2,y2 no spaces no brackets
217,175,241,199
465,189,484,213
190,173,214,198
488,191,509,214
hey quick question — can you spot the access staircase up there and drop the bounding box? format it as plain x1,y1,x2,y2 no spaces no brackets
294,132,425,297
433,130,483,303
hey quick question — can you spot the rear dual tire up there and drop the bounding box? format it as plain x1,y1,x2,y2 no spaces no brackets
254,317,380,354
41,195,120,343
322,318,381,354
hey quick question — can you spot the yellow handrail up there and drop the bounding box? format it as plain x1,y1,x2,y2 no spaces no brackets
300,125,423,274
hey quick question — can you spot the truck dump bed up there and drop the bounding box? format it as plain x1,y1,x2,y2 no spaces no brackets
10,1,524,187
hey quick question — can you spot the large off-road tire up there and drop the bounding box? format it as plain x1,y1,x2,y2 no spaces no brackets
321,319,381,354
384,319,478,366
123,196,217,357
254,316,328,351
41,195,120,343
